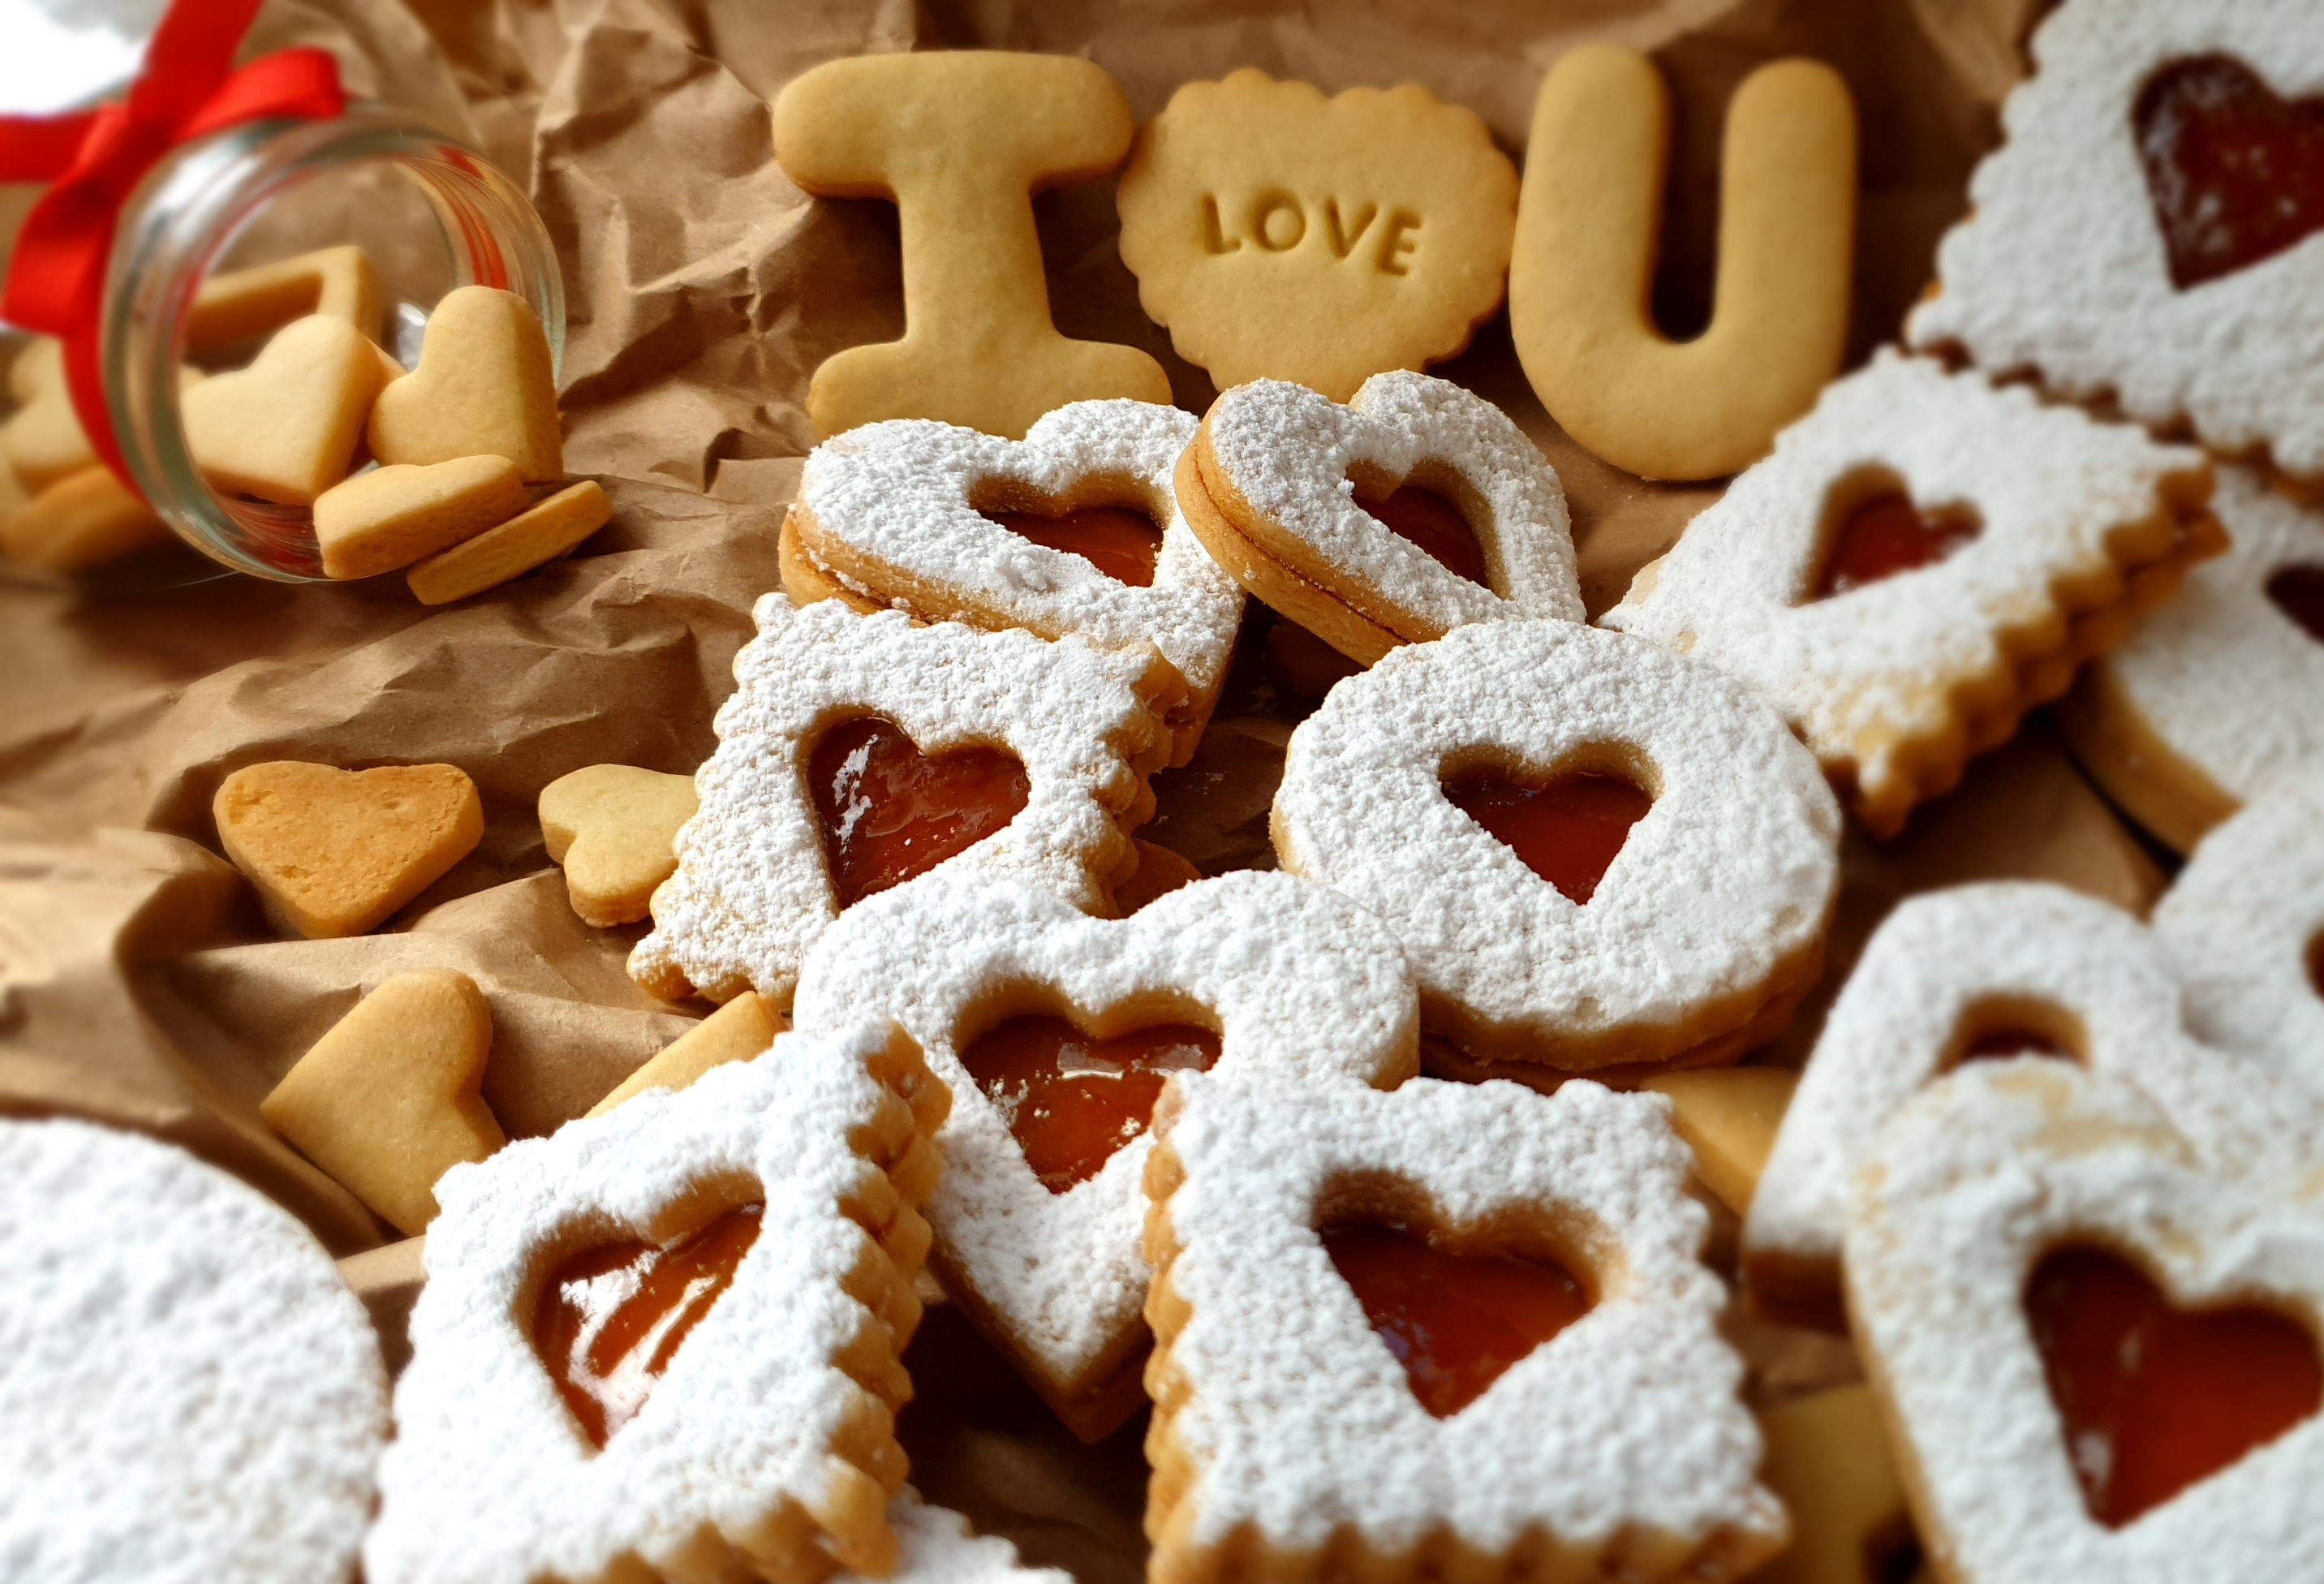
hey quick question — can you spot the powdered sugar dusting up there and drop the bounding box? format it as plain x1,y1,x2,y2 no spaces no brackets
856,1490,1070,1584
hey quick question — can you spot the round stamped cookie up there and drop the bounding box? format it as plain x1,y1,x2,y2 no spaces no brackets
1603,350,2219,837
1272,619,1840,1076
1143,1074,1786,1584
630,599,1177,1006
2062,467,2324,851
0,1118,387,1584
790,871,1418,1442
367,1022,949,1584
1906,0,2324,485
1181,371,1582,665
786,401,1243,765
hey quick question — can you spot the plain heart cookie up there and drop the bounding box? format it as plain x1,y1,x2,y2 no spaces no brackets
182,313,394,506
214,760,484,939
368,286,562,483
540,764,699,928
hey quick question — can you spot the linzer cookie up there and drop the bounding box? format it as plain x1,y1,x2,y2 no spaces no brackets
859,1489,1071,1584
366,1021,949,1584
1181,371,1582,665
1907,0,2324,489
1272,619,1839,1079
790,871,1418,1441
1603,351,2221,836
2060,467,2324,851
630,600,1177,1006
786,400,1242,763
0,1117,387,1583
1847,1060,2324,1582
1143,1074,1786,1583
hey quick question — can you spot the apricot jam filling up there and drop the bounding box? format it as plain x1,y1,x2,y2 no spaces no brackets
1441,768,1651,904
960,1014,1219,1191
810,716,1030,909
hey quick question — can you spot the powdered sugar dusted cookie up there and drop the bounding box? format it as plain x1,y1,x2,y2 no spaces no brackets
367,1022,950,1584
1143,1074,1786,1583
1181,372,1582,665
860,1489,1071,1584
1906,0,2324,487
790,871,1417,1441
630,600,1178,1006
1273,619,1839,1078
2061,467,2324,851
787,400,1242,764
1603,351,2220,836
0,1118,387,1584
1848,1060,2324,1582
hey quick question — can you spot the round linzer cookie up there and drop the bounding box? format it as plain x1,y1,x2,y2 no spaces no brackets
366,1022,950,1584
1905,0,2324,489
0,1117,387,1584
1143,1073,1787,1583
784,401,1244,765
2061,467,2324,851
629,599,1178,1006
1272,618,1839,1080
1848,1060,2324,1582
1603,350,2221,837
1179,372,1582,665
790,871,1418,1443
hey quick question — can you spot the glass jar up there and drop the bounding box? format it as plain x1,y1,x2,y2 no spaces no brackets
101,107,563,581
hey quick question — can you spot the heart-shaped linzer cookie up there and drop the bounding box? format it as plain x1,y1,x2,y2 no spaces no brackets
215,761,484,940
368,286,562,482
183,315,394,506
2136,55,2324,291
809,717,1031,910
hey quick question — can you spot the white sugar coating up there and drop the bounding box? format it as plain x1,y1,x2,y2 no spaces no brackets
1151,1074,1784,1568
848,1490,1069,1584
2093,467,2324,807
1847,1061,2324,1583
791,871,1416,1397
366,1022,910,1584
0,1118,386,1584
1203,371,1583,633
1905,0,2324,477
631,599,1170,1005
1272,619,1839,1064
1603,351,2208,814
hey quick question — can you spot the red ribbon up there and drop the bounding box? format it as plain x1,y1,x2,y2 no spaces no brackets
0,0,343,491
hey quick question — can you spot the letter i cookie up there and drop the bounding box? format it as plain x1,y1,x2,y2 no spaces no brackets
1603,351,2223,836
630,600,1179,1007
1180,370,1582,665
1143,1073,1787,1582
366,1021,950,1584
790,870,1418,1441
785,400,1242,764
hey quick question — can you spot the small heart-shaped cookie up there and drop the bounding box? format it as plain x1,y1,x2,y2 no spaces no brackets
187,244,381,351
2,338,95,493
215,761,484,940
368,286,562,483
312,454,527,581
539,764,699,928
183,315,396,506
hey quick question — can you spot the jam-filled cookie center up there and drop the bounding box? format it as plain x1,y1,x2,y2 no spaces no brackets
2025,1244,2322,1527
1814,490,1982,600
1441,766,1651,904
2134,55,2324,292
981,502,1165,588
532,1202,764,1449
1352,476,1490,587
1323,1220,1591,1418
2266,564,2324,645
960,1013,1220,1192
809,716,1031,910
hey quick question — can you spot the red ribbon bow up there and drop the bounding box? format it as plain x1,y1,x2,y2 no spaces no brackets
0,0,343,492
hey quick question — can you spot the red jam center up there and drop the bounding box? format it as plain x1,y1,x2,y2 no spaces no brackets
2267,565,2324,644
1815,492,1980,598
958,1014,1220,1192
984,504,1163,588
2135,55,2324,291
1958,1028,2071,1063
532,1203,763,1448
1441,769,1651,904
1357,483,1489,587
1323,1221,1591,1418
809,717,1031,910
2026,1246,2322,1526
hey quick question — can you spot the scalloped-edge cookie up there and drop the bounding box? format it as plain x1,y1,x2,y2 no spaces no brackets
786,400,1242,764
790,871,1418,1442
365,1021,950,1584
1603,351,2221,836
0,1117,387,1584
857,1489,1071,1584
1143,1073,1786,1584
630,599,1178,1006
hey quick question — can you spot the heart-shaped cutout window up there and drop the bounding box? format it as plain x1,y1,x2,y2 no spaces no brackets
1950,998,2082,1067
533,1201,764,1448
810,716,1031,910
2026,1244,2322,1526
1812,487,1982,600
960,1013,1219,1192
1441,764,1652,904
979,501,1164,588
2135,55,2324,292
1353,477,1491,588
2266,564,2324,646
1324,1219,1591,1418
